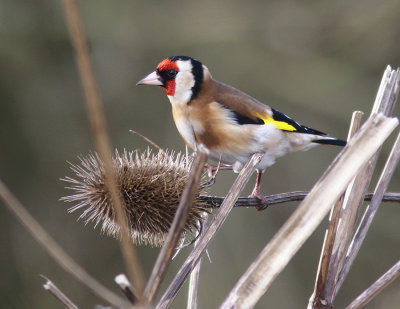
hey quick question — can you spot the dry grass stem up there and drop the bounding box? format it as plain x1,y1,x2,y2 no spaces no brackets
344,258,400,309
42,276,79,309
0,179,131,308
156,153,263,309
220,114,398,309
61,0,144,298
143,150,208,305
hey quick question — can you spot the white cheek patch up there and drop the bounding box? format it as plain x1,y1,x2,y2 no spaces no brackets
172,61,195,104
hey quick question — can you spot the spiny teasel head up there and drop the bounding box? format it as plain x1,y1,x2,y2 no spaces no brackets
61,148,208,246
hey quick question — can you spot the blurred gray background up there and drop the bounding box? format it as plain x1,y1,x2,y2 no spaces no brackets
1,0,400,308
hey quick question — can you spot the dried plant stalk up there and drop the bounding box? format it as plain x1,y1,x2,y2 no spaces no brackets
220,114,398,309
42,276,79,309
344,258,400,309
0,179,131,308
337,131,400,292
60,0,144,299
308,111,363,309
187,238,202,309
156,153,263,309
309,66,400,308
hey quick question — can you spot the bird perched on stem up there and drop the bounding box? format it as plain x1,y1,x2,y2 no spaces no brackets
137,56,346,210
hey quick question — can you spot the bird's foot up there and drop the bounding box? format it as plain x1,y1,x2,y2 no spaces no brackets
249,191,268,211
203,162,232,187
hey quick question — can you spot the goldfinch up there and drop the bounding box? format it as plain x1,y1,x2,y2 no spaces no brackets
137,56,346,209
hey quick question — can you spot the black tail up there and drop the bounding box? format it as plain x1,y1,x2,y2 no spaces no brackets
313,138,347,146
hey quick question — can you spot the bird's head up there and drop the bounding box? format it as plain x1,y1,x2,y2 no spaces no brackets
137,56,205,104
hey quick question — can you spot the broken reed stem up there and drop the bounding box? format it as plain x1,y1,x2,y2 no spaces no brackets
0,179,131,308
310,197,343,309
308,111,364,309
143,151,208,305
309,65,400,308
327,66,400,302
156,153,263,309
42,276,79,309
334,68,400,297
115,274,136,305
344,258,400,309
220,114,398,309
60,0,144,299
336,131,400,293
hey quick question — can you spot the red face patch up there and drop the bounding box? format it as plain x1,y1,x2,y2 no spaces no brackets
157,59,179,96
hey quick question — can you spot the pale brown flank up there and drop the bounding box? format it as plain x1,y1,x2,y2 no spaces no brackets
171,72,272,154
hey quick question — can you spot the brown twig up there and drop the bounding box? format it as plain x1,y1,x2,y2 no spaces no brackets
344,258,400,309
156,153,263,309
60,0,144,300
143,150,208,305
41,275,79,309
129,129,162,150
200,192,400,209
220,114,398,309
0,179,130,308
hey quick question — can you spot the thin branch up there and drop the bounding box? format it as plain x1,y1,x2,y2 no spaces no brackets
156,153,263,309
42,275,79,309
200,192,400,209
345,258,400,309
115,274,136,304
220,114,398,309
143,150,208,305
60,0,144,299
129,129,161,150
0,179,131,308
337,131,400,292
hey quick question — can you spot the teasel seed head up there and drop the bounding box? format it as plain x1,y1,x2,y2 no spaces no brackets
61,149,208,246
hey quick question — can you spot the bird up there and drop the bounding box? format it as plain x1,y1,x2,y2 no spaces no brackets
137,55,346,210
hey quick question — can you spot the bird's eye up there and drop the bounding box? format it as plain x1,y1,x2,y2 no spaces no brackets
167,69,178,78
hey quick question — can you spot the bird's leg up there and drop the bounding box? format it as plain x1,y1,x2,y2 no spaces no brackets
249,170,268,211
203,162,232,187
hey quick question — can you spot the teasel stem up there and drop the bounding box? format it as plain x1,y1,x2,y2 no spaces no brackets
60,0,144,301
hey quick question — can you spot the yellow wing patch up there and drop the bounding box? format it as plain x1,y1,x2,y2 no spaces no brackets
256,114,297,131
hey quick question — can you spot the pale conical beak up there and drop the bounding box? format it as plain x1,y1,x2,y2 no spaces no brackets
136,71,164,86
